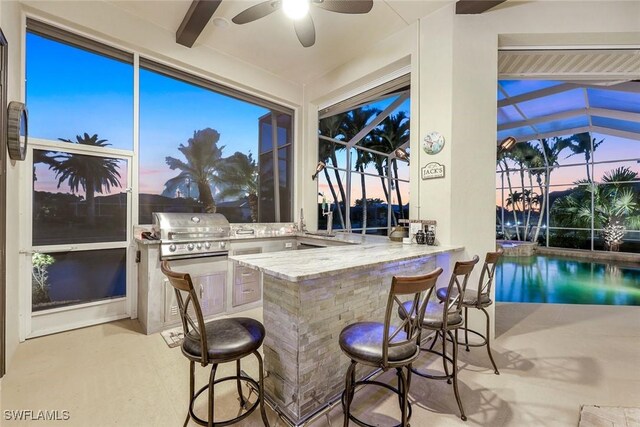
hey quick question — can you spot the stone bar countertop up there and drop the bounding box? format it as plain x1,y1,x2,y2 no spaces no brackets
239,233,464,424
230,234,464,282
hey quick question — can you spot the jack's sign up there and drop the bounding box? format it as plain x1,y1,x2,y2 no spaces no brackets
421,162,445,180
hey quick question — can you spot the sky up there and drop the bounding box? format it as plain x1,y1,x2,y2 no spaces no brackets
26,32,637,209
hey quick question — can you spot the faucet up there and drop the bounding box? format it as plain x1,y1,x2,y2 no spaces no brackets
324,210,333,236
296,208,307,233
321,195,334,236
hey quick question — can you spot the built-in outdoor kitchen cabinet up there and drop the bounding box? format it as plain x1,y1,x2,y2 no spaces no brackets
228,238,296,307
232,247,262,306
138,235,299,334
164,272,226,324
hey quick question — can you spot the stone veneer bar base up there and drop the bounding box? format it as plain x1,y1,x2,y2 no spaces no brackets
262,254,448,424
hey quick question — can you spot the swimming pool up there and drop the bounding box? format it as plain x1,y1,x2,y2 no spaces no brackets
495,255,640,305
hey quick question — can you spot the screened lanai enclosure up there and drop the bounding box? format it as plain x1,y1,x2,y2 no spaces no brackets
317,76,410,235
496,50,640,253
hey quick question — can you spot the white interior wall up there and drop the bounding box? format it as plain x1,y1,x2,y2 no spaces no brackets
1,0,24,375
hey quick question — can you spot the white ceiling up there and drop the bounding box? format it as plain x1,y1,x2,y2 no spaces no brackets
108,0,454,84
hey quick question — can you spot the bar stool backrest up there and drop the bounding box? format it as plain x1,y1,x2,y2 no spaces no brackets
441,256,479,328
473,249,503,306
383,267,443,367
160,260,208,365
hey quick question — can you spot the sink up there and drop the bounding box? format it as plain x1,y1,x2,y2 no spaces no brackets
297,243,325,250
304,232,336,237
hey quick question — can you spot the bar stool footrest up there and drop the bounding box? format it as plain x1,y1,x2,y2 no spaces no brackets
189,375,261,427
412,348,455,381
341,379,413,427
447,327,488,348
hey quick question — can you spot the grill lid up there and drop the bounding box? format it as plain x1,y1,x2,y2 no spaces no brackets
152,212,231,241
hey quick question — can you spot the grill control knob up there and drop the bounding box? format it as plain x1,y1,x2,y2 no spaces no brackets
168,244,177,252
196,243,202,250
187,243,195,251
204,242,211,249
220,241,227,249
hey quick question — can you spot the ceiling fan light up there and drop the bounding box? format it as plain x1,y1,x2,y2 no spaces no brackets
283,0,310,20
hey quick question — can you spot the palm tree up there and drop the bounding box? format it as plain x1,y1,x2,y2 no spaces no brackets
318,114,349,217
213,152,258,222
563,132,604,182
551,166,640,250
318,116,347,229
505,191,522,238
531,137,567,242
164,128,224,213
341,107,380,233
52,133,122,225
497,147,520,240
376,111,410,222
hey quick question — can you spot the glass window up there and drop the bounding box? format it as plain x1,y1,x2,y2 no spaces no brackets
32,249,126,312
318,139,348,170
33,150,128,246
318,83,410,235
26,22,133,319
497,80,640,254
139,67,293,224
317,167,347,231
26,32,133,150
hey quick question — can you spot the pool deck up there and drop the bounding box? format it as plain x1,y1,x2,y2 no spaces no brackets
537,246,640,264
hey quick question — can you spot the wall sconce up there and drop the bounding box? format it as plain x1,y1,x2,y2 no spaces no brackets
394,148,410,165
498,136,516,154
311,161,326,180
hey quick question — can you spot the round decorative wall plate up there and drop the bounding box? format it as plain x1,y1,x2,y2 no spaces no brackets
7,101,28,161
422,131,445,155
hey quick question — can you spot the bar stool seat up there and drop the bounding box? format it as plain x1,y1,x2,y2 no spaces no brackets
436,250,504,376
399,256,479,421
339,322,419,364
435,288,492,307
340,268,443,427
182,318,265,362
399,301,464,329
161,261,270,427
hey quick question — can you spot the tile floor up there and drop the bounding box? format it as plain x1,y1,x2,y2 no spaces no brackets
1,303,639,426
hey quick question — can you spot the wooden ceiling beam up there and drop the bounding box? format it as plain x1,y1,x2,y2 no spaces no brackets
176,0,222,48
455,0,507,15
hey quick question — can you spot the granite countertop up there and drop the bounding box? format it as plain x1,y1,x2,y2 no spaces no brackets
230,237,464,282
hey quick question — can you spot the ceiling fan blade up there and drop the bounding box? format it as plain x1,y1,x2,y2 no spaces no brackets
294,14,315,47
232,1,281,24
314,0,373,14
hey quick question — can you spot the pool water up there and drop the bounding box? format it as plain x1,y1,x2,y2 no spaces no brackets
495,255,640,305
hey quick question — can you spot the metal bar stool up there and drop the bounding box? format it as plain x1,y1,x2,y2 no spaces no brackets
437,250,503,375
161,261,270,427
399,256,479,421
339,267,443,427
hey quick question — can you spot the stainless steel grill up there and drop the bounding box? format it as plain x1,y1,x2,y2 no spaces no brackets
152,212,231,260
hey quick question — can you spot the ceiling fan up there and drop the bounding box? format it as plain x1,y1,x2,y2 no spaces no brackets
231,0,374,48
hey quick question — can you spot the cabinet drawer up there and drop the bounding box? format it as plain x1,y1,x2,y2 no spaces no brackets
235,266,260,285
233,280,261,306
